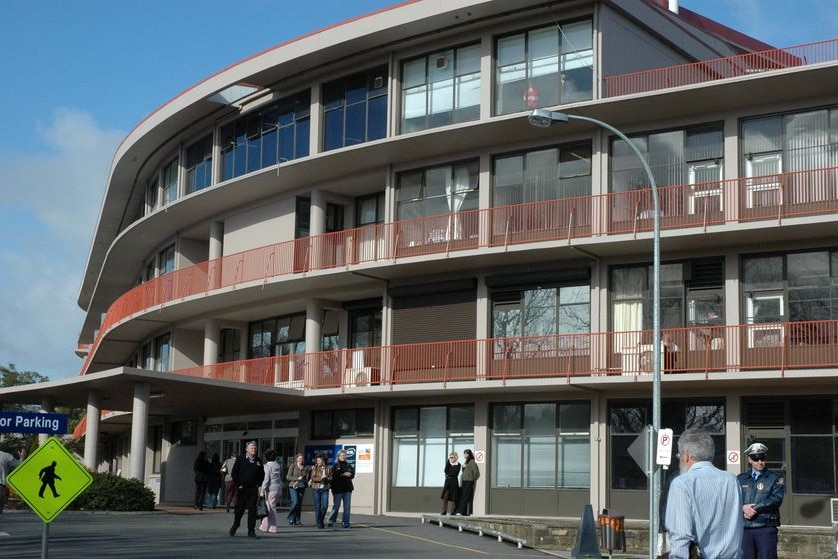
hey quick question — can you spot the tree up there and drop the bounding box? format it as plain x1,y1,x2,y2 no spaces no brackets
1,363,50,413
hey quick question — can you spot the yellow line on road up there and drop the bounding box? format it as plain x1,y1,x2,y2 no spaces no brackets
358,524,491,555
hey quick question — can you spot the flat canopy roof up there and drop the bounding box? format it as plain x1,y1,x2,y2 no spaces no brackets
0,368,345,418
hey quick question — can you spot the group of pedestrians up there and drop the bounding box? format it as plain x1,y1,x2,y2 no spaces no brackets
662,430,785,559
192,451,225,510
439,449,480,517
224,443,356,537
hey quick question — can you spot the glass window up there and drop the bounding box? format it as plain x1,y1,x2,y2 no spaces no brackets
324,66,388,150
356,192,385,226
311,408,375,439
396,160,479,223
611,258,724,331
493,142,592,207
491,401,590,489
401,43,481,133
491,283,591,347
743,249,838,330
610,399,725,490
391,405,474,487
158,245,175,275
221,90,310,182
185,135,212,193
160,159,178,205
154,333,171,372
495,20,593,115
611,124,723,193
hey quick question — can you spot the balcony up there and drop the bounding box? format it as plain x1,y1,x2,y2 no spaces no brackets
81,165,838,375
603,38,838,98
173,320,838,390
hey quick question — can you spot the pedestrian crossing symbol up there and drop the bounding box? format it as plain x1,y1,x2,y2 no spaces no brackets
7,436,93,523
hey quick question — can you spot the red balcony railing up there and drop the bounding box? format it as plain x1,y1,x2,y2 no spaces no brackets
81,166,838,375
604,38,838,97
169,320,838,390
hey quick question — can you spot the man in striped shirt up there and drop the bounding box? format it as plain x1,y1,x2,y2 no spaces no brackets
665,429,743,559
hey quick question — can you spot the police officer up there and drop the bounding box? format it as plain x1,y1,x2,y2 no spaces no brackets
738,442,785,559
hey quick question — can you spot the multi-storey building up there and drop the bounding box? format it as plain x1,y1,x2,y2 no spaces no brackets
7,0,838,527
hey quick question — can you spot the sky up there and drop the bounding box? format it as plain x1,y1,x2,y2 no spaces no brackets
0,0,836,381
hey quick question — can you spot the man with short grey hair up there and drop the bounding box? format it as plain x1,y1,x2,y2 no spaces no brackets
665,429,743,559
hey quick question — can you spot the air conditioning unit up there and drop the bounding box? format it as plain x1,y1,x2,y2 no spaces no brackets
343,367,372,388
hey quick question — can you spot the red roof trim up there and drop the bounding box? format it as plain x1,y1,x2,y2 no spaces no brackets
645,0,774,52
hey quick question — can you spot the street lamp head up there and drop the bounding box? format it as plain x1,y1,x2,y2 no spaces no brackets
527,108,569,128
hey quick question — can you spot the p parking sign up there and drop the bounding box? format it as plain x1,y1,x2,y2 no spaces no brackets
7,437,93,523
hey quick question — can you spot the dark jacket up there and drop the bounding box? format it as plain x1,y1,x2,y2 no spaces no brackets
737,468,785,528
232,453,265,491
330,459,355,494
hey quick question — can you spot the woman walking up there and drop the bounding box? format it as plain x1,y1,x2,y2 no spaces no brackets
286,453,308,526
309,454,331,529
259,449,283,533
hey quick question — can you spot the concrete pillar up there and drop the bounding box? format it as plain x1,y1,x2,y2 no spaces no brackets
310,190,326,269
129,382,149,481
83,392,102,470
39,399,54,446
208,221,223,290
203,319,220,367
304,299,324,387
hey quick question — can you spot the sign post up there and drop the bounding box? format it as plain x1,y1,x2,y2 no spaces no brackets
7,436,93,558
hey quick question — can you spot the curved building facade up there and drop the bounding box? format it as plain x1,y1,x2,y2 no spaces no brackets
54,0,838,525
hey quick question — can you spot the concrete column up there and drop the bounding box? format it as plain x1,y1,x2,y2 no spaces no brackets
310,190,326,269
83,392,102,470
203,319,220,367
306,299,324,354
208,221,223,290
39,399,54,446
304,299,324,386
475,276,489,379
129,382,149,481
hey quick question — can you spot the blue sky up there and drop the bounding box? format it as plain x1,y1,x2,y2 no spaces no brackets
0,0,835,380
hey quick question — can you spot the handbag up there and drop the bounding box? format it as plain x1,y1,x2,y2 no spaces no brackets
256,495,268,519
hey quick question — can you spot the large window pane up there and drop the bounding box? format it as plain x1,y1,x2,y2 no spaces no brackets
791,436,834,493
559,438,590,487
494,437,522,487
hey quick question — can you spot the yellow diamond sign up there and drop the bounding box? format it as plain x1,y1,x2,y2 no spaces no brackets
7,436,93,523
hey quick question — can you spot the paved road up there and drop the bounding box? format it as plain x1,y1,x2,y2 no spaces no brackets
0,508,550,558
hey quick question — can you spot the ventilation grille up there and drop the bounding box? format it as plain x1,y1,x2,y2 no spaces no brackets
689,258,724,288
745,400,785,427
831,498,838,524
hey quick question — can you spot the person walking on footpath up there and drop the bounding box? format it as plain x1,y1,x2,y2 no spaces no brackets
309,453,331,529
1,447,26,513
192,451,211,510
286,453,308,526
440,451,460,515
327,449,355,528
229,441,264,538
665,429,743,559
222,451,237,512
737,442,785,559
456,449,479,516
259,449,283,533
205,453,223,509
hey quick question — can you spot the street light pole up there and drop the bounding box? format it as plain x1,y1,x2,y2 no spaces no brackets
529,108,662,559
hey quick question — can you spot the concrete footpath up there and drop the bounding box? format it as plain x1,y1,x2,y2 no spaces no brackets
0,506,549,559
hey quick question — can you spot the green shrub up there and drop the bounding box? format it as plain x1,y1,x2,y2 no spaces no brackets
70,471,155,511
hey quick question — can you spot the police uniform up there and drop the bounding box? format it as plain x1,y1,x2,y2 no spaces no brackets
737,444,785,559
